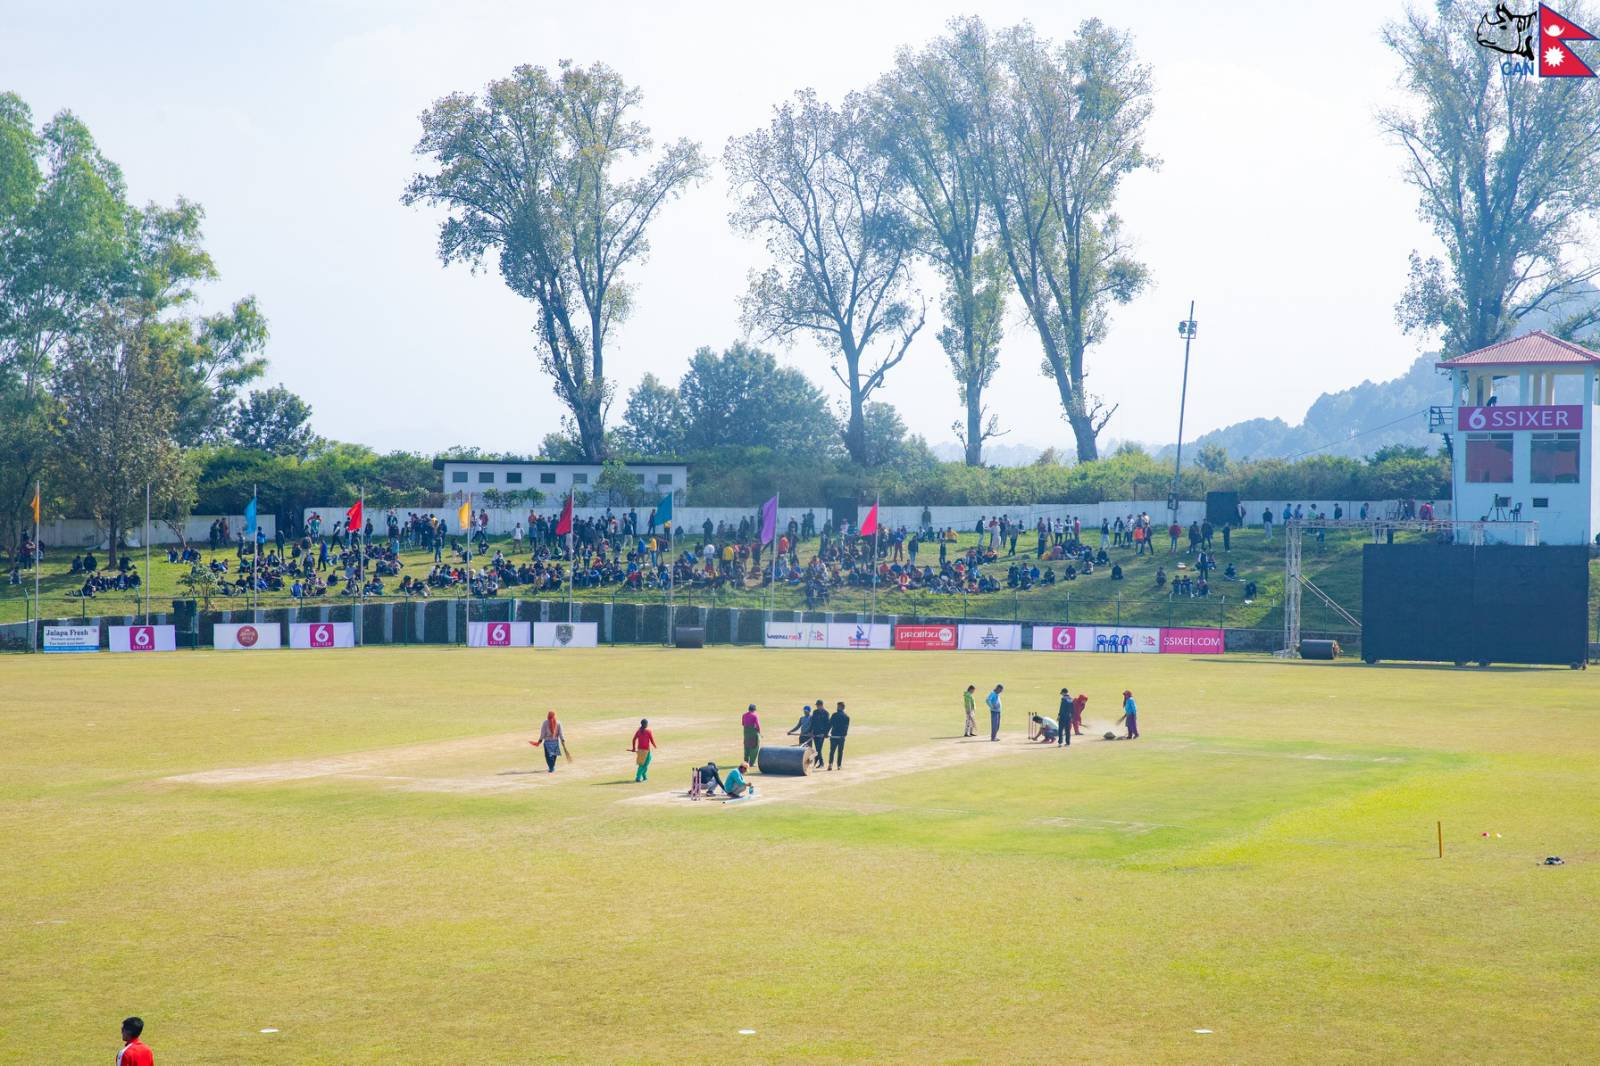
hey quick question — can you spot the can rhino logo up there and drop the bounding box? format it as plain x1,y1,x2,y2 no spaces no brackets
237,624,259,648
555,623,575,647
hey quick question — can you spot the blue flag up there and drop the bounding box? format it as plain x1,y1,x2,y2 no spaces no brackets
656,492,673,528
244,494,258,536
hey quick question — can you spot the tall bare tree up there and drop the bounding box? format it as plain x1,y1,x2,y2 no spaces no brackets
876,17,1006,466
1383,2,1600,355
727,89,925,466
404,62,706,460
981,21,1155,462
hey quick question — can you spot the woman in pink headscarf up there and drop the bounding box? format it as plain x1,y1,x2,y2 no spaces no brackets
531,711,570,772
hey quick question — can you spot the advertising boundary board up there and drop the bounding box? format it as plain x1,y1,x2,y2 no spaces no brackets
1159,627,1225,655
289,621,355,649
825,622,892,649
957,623,1022,651
1031,625,1093,652
893,624,957,650
533,621,599,648
43,623,100,653
1087,627,1161,653
108,624,177,653
213,622,283,650
1030,625,1163,652
467,621,532,647
765,622,828,648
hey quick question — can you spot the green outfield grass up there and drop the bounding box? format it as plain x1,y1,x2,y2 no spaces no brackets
2,647,1596,1063
2,526,1471,636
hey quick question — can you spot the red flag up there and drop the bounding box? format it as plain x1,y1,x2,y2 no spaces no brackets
346,499,363,530
859,502,879,538
1539,4,1598,76
555,493,574,537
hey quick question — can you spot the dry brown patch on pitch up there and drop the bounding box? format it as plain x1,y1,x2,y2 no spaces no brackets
164,715,709,789
618,733,1046,809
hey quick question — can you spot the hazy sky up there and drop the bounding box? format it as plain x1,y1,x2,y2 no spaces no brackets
11,0,1439,456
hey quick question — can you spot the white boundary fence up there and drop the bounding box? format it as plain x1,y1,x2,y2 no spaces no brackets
299,499,1449,538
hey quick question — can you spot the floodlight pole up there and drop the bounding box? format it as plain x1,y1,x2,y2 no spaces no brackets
1169,301,1197,526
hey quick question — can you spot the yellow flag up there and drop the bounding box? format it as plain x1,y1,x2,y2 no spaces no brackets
31,483,40,526
458,498,472,531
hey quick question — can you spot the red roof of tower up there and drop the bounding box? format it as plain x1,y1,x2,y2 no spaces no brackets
1436,330,1600,368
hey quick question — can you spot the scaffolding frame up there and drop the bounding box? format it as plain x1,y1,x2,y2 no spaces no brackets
1278,518,1539,657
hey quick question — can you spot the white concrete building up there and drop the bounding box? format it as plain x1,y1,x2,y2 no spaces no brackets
1435,331,1600,545
433,459,688,504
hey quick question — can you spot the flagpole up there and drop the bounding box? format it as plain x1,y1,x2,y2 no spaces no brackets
144,481,151,623
572,489,579,624
665,505,674,647
870,493,880,623
768,491,779,626
357,486,365,646
251,484,258,613
33,480,41,653
465,491,472,639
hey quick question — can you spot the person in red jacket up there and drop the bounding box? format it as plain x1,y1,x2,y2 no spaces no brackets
118,1017,153,1065
1072,692,1088,736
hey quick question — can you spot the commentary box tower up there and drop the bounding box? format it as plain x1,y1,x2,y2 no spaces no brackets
1434,330,1600,545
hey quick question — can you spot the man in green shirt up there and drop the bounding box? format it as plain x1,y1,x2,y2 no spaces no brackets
962,685,977,737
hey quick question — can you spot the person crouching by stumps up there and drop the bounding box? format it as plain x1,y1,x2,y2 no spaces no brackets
808,701,831,769
630,718,658,782
963,685,977,737
741,704,762,765
827,701,850,770
723,761,754,798
531,710,569,771
1118,690,1139,739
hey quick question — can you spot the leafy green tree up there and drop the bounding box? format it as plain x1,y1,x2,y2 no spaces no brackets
861,401,936,471
0,94,265,537
404,62,707,461
616,372,686,457
1383,2,1600,354
677,342,837,456
981,21,1155,461
168,296,269,444
876,18,1007,466
53,303,195,558
1193,443,1230,474
231,384,319,457
596,459,651,506
1366,443,1430,465
727,89,925,465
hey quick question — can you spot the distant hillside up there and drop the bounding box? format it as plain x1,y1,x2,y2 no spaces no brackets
931,440,1046,466
1167,288,1600,463
939,291,1600,466
1170,353,1446,462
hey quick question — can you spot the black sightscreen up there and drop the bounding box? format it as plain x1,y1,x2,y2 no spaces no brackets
1362,544,1590,666
1206,491,1241,527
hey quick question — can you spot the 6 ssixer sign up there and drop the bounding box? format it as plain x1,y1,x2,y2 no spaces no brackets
1478,4,1598,76
1457,404,1584,430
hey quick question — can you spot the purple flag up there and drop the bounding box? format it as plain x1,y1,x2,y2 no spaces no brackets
760,495,779,545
